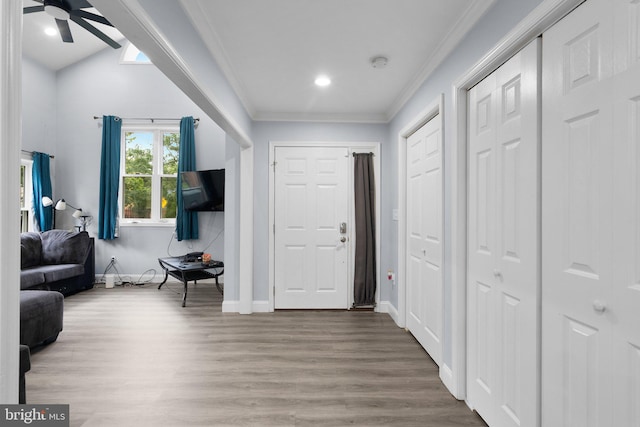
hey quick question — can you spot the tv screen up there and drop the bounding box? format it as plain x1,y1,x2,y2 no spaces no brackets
181,169,225,212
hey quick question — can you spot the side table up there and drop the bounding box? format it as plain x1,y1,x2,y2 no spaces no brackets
157,257,224,307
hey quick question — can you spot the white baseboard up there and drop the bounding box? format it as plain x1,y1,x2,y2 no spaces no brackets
94,274,224,286
440,363,457,397
378,301,402,327
376,300,389,313
221,300,239,312
222,300,270,313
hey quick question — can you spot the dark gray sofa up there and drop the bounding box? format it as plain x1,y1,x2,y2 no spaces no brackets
20,230,94,296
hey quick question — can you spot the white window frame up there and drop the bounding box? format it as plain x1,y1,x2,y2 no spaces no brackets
20,158,34,232
119,124,180,226
119,41,152,65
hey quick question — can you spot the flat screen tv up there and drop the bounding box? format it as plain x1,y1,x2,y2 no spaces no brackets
181,169,225,212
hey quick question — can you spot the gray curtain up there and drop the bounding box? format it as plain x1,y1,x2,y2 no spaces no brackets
353,153,376,306
176,116,198,241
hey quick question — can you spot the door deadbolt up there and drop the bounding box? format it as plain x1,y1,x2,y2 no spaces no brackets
340,222,347,234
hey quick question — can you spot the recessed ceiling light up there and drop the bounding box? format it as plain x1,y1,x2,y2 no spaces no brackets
314,76,331,87
44,27,57,37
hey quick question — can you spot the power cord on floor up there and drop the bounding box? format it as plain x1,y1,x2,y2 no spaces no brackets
98,260,157,287
131,269,158,287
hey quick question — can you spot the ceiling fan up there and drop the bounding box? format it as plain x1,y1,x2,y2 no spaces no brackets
23,0,121,49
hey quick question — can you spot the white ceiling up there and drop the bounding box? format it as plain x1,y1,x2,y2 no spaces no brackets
22,0,496,123
181,0,495,122
22,0,125,71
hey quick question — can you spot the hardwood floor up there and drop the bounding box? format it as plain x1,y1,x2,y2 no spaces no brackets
27,283,487,427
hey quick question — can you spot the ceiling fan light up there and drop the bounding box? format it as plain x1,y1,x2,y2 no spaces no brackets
44,5,70,21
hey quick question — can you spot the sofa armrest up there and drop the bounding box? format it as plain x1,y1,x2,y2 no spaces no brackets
20,232,43,269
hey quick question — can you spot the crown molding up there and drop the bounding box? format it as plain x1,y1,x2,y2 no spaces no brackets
253,110,389,124
385,0,498,121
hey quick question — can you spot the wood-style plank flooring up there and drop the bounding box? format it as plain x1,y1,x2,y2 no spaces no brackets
27,282,487,427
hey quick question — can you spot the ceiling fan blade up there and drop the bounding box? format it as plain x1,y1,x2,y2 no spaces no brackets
23,5,45,14
69,15,121,49
70,9,112,27
66,0,92,9
56,19,73,43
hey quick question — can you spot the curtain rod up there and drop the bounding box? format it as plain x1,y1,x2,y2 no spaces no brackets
93,116,200,123
352,152,374,156
21,149,54,159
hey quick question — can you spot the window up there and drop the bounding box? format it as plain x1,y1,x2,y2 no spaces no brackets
20,159,33,232
120,42,152,64
120,126,179,224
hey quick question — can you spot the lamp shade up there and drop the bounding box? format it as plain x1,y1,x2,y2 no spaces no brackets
55,199,67,210
72,209,83,218
42,196,54,207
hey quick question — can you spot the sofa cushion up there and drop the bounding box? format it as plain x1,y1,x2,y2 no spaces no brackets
39,264,85,283
20,269,46,290
20,290,64,349
41,230,90,265
20,232,42,269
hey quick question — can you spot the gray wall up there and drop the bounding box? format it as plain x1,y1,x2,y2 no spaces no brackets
51,46,227,279
22,56,57,156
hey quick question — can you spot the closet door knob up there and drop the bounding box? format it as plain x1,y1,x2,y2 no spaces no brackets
593,300,606,313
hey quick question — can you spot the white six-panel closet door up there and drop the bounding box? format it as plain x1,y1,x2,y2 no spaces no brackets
542,0,640,425
468,38,540,427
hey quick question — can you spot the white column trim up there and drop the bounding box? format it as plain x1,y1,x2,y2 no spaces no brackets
238,146,254,314
0,0,23,403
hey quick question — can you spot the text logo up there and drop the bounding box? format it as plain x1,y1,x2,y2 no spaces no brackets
0,405,69,427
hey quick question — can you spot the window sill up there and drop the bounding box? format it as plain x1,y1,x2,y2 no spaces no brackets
119,221,175,228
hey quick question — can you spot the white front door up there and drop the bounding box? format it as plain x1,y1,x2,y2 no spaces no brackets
542,0,640,425
274,146,349,309
406,114,443,366
467,39,540,427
